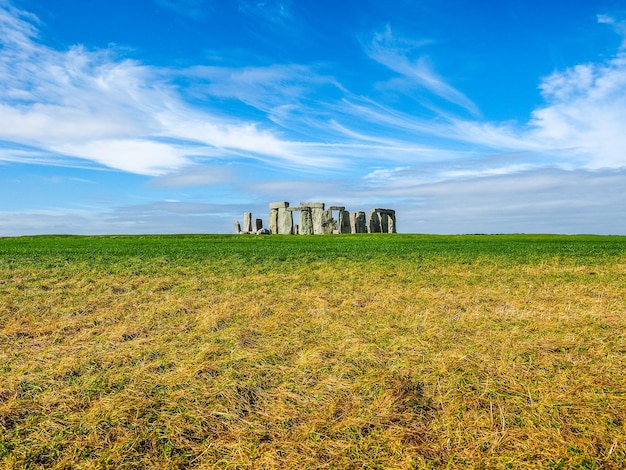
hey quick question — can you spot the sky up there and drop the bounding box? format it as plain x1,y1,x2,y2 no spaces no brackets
1,0,626,235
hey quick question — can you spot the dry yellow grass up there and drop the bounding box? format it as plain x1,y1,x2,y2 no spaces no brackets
1,235,625,468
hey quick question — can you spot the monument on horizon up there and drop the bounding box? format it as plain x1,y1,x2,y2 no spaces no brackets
235,202,396,235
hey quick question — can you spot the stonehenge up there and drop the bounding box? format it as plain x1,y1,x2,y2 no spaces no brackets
235,202,396,235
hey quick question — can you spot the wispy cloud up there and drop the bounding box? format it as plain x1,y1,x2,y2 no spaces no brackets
0,0,39,48
147,164,235,188
597,13,626,48
183,63,340,113
237,0,294,31
0,3,340,175
364,24,480,116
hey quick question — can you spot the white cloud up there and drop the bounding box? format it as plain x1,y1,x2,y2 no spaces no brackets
0,1,39,48
365,25,480,116
399,168,626,234
357,21,626,172
363,166,411,181
148,165,235,188
184,63,339,115
597,14,615,25
0,3,337,175
528,54,626,168
597,14,626,48
56,139,192,176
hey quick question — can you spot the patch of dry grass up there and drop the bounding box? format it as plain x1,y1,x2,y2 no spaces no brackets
0,236,625,468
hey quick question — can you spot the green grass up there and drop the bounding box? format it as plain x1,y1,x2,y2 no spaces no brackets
1,233,624,265
1,234,625,468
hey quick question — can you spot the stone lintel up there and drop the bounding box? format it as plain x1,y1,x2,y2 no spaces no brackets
299,202,325,209
372,208,395,213
328,206,345,211
286,207,302,212
269,201,290,209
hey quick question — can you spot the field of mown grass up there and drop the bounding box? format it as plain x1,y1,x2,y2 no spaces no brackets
0,234,625,469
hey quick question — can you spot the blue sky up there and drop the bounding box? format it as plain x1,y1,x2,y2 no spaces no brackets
1,0,625,235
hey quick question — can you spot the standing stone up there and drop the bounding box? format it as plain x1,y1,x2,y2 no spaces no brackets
278,207,293,234
234,220,242,234
388,210,397,233
354,211,367,233
255,218,263,231
321,209,335,234
244,212,252,233
380,212,389,233
269,209,279,234
312,208,324,234
299,207,313,235
339,209,351,234
368,210,381,233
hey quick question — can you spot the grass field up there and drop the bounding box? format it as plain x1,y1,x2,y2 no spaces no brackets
1,234,625,469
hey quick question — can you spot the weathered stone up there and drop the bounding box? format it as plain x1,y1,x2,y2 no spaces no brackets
374,209,396,233
234,220,242,234
329,206,345,211
380,212,389,233
255,218,263,231
296,202,327,235
299,207,313,235
269,208,279,234
277,207,293,234
354,211,367,233
339,209,351,234
300,202,325,209
269,201,289,209
311,207,325,234
388,210,397,233
256,228,271,235
368,209,381,233
244,212,252,233
322,209,336,234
